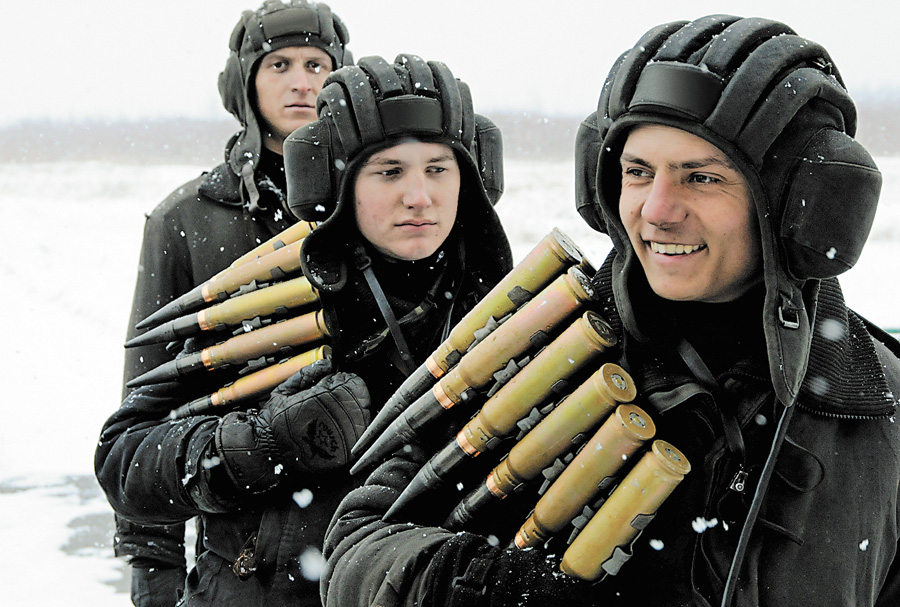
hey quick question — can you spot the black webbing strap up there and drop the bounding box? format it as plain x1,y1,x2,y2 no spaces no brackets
355,246,416,376
676,339,747,488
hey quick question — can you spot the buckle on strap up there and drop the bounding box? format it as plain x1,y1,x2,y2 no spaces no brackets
232,533,258,580
778,305,800,330
450,556,494,600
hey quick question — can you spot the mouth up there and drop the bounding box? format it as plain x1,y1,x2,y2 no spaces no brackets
398,220,436,228
648,241,706,255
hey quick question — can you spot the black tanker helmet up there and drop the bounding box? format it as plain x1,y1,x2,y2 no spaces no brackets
284,54,509,294
218,0,352,211
575,15,883,405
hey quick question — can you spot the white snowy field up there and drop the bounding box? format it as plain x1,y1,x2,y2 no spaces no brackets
0,156,898,604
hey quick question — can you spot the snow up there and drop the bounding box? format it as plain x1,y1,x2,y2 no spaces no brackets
1,156,898,603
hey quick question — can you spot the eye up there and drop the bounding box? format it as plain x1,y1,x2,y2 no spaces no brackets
688,173,721,185
623,166,651,179
307,61,323,74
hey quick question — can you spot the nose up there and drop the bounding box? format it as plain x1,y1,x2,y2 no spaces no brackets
290,67,312,93
402,172,432,209
641,176,686,227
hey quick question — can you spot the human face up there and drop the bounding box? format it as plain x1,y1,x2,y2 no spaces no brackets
354,141,460,261
254,46,334,154
618,124,761,303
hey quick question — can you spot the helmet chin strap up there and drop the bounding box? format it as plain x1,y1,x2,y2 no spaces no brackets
675,338,796,607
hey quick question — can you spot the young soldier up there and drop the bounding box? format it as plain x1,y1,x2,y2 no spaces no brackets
319,15,900,607
116,2,350,604
96,55,512,606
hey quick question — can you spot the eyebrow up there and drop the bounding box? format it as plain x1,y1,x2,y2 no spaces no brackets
362,153,456,167
621,152,737,172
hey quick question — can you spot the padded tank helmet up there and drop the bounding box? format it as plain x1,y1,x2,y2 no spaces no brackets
218,0,352,211
284,54,509,293
575,15,883,405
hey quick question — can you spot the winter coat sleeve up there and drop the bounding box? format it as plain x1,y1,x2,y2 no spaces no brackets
321,447,595,607
122,193,199,398
95,382,238,526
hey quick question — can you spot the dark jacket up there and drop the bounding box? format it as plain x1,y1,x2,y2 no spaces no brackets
320,252,900,607
114,146,294,604
97,196,512,606
123,148,295,391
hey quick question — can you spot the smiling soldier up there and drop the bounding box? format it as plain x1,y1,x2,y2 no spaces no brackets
318,15,900,607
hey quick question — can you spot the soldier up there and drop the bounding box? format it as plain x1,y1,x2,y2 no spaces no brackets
115,2,351,605
319,15,900,607
96,54,512,606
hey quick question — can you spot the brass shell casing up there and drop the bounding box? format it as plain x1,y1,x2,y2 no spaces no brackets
202,238,305,303
197,275,319,331
514,404,655,548
457,311,618,457
208,345,330,407
203,309,330,370
490,363,636,497
560,440,690,581
428,228,583,379
226,220,314,270
433,266,596,409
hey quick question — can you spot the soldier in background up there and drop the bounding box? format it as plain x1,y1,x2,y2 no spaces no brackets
116,2,351,605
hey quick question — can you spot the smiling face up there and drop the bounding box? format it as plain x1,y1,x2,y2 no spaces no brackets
254,46,334,154
353,141,460,261
617,124,762,303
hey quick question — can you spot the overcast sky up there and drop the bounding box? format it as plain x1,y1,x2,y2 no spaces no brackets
3,0,897,126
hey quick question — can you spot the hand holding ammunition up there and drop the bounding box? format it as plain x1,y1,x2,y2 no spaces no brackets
263,360,372,475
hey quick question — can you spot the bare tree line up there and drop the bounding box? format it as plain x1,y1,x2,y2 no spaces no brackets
1,91,897,164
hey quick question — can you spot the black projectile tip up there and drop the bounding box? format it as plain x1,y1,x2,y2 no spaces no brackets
124,319,180,348
166,395,214,420
382,439,469,521
125,313,203,349
127,359,179,388
350,392,446,475
444,480,495,530
135,284,207,331
126,351,205,388
351,363,436,457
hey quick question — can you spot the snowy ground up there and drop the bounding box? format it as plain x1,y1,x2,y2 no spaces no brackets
1,157,898,604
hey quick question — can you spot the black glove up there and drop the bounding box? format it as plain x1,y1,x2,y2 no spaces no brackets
214,360,371,494
130,564,186,607
264,360,372,476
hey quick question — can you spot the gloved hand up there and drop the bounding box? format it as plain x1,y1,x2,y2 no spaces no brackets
264,359,372,476
214,359,371,495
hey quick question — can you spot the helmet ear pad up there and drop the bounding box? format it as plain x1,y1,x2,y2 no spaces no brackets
285,119,343,222
575,111,611,233
218,11,254,124
778,127,881,280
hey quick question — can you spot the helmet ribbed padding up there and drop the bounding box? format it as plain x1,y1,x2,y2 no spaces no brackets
217,0,352,212
285,54,498,224
577,15,883,406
